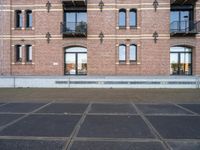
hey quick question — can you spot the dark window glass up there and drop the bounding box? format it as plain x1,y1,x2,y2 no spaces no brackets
130,45,137,61
130,9,137,27
26,10,32,28
119,9,126,27
26,45,32,62
119,45,126,62
16,10,23,28
16,45,22,62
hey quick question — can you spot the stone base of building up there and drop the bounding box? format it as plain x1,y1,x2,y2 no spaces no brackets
0,76,199,89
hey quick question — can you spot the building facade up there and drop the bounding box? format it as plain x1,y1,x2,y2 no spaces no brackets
0,0,200,76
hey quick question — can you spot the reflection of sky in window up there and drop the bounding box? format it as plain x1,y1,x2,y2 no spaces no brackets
119,11,126,26
29,13,32,27
130,45,136,60
130,11,136,26
170,53,178,63
119,45,126,60
66,54,75,63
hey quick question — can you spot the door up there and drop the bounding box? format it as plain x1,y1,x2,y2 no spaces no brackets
64,47,87,75
170,47,192,75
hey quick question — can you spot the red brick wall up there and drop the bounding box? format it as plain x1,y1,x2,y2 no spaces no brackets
0,0,199,76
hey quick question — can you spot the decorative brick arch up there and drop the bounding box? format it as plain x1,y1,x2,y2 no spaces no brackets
170,40,196,48
62,41,87,49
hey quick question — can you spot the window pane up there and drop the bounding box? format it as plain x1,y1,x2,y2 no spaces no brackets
66,13,76,31
16,11,23,28
27,46,32,62
77,12,87,22
130,45,136,61
119,45,126,61
130,10,136,27
119,10,126,27
16,45,22,62
28,12,32,27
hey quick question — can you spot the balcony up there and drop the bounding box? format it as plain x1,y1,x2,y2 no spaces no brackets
171,0,197,5
170,21,200,36
61,0,87,7
61,22,87,37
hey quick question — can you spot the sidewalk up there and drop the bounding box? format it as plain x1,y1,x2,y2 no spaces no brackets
0,88,199,103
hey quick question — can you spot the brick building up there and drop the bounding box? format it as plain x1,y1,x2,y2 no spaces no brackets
0,0,200,76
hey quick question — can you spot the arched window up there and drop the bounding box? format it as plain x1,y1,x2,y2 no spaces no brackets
26,10,32,28
15,45,22,62
130,44,137,62
26,45,32,62
119,9,126,27
119,44,126,62
130,9,137,27
15,10,23,28
170,46,192,75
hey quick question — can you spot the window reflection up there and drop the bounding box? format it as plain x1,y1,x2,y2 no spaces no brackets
170,47,192,75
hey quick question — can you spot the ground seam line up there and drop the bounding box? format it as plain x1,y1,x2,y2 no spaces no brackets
131,103,171,150
62,102,92,150
169,102,199,115
0,101,55,132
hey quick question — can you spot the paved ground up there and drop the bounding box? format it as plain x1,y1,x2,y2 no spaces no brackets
0,102,200,150
0,88,200,103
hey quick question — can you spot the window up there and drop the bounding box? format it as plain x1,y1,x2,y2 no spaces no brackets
64,11,87,33
119,45,126,63
26,45,32,62
130,44,137,62
15,10,23,28
119,9,126,27
15,45,22,62
170,5,193,32
26,10,32,28
130,9,137,27
170,46,192,75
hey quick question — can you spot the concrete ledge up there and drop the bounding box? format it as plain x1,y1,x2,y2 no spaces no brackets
0,76,199,89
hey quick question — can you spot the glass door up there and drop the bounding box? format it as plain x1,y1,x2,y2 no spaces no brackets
77,53,87,75
65,53,76,75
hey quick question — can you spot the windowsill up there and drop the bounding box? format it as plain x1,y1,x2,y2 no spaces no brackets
118,61,127,65
130,26,137,29
25,27,33,30
14,27,23,30
129,61,137,65
118,26,126,29
25,61,34,65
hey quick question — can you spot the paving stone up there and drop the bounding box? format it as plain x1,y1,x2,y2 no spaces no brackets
70,141,165,150
147,116,200,139
36,103,88,114
0,139,65,150
0,103,46,113
168,141,200,150
89,103,137,114
136,104,191,115
0,114,23,127
180,104,200,114
77,115,155,138
0,114,81,137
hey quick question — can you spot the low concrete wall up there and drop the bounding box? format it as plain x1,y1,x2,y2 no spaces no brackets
0,76,199,88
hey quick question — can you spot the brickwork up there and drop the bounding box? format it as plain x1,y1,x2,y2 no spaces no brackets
0,0,200,76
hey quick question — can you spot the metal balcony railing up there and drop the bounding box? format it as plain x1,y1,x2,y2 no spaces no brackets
61,0,87,6
61,22,87,37
170,21,200,36
171,0,197,4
